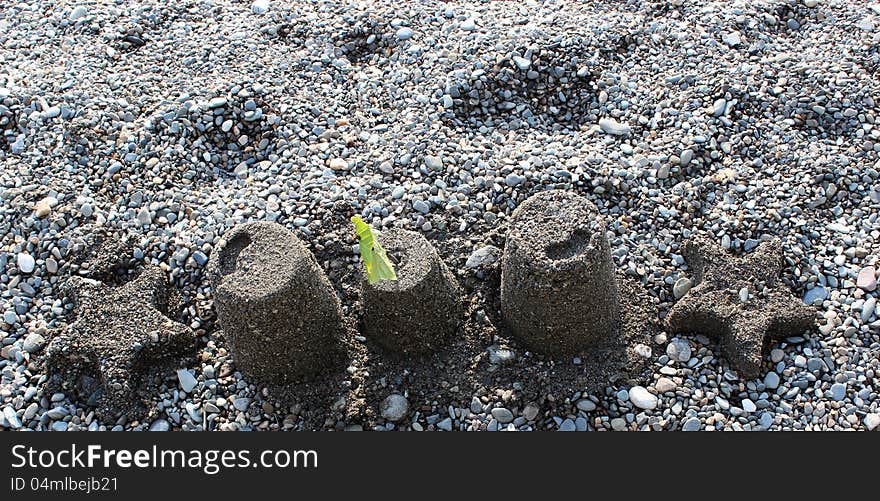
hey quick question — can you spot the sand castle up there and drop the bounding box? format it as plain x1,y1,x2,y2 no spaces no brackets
43,194,817,425
360,228,462,355
500,190,621,354
207,221,347,384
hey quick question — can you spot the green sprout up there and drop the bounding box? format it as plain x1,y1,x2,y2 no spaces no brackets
351,216,398,284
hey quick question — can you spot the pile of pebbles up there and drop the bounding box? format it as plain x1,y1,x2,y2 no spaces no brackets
444,37,602,127
144,82,282,182
0,86,40,154
334,15,399,64
0,0,878,432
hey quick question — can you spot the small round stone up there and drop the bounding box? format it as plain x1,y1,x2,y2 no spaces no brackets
576,399,596,412
251,0,270,15
22,333,46,354
830,383,846,402
655,377,676,393
672,277,692,299
558,418,576,431
628,386,658,410
522,403,540,421
666,338,692,362
149,419,170,431
491,407,514,424
598,118,631,136
857,266,877,291
770,349,785,363
177,369,197,393
682,417,701,431
380,394,409,422
17,253,35,273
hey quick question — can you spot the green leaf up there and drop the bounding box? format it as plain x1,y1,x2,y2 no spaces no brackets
351,216,398,284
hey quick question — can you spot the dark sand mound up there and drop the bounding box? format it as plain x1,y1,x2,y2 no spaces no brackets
207,221,347,384
667,235,816,378
45,267,197,419
360,228,463,355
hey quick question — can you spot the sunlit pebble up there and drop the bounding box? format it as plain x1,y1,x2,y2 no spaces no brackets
17,253,35,273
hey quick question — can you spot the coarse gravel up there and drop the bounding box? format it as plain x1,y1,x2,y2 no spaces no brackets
0,0,878,431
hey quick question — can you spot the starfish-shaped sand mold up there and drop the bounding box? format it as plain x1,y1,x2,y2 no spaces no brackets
45,267,197,419
666,235,816,379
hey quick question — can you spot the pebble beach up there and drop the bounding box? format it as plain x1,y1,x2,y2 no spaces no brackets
1,0,879,431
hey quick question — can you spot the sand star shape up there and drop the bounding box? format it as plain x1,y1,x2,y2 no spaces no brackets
45,267,196,419
666,236,815,379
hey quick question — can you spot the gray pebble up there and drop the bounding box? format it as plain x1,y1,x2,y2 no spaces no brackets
380,394,409,422
598,118,631,136
491,407,514,424
682,417,701,431
17,253,35,273
177,369,197,393
412,200,430,214
465,245,501,269
22,333,45,354
628,386,658,410
558,418,576,431
149,419,170,431
673,277,692,299
666,338,691,362
763,371,780,390
830,383,846,401
576,399,597,412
